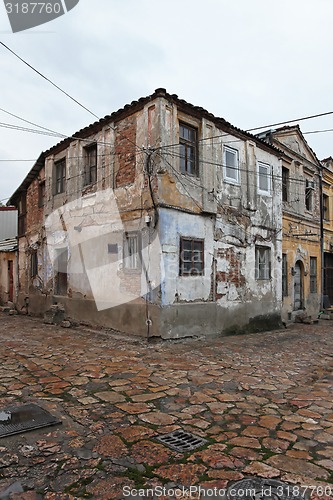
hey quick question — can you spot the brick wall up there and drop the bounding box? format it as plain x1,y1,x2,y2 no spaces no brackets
115,115,137,187
215,248,245,300
26,170,45,234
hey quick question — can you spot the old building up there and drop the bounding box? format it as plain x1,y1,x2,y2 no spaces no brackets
321,157,333,306
0,206,18,305
9,89,283,338
8,154,45,313
258,126,322,322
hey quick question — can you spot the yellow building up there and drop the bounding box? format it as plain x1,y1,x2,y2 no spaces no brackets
321,157,333,306
258,126,322,321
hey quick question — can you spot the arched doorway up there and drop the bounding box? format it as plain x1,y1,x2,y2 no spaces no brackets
293,260,304,310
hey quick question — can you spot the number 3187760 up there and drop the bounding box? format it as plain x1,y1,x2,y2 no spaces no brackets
5,3,62,14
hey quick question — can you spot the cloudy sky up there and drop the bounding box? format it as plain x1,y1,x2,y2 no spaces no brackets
1,0,333,203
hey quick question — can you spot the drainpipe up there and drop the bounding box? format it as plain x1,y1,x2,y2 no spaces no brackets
319,167,324,311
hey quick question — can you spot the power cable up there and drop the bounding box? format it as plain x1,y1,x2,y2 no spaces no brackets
0,41,99,120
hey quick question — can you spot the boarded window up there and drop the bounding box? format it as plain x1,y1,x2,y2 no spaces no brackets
123,233,140,271
180,238,204,276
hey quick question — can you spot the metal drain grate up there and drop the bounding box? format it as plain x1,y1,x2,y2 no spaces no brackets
0,403,61,438
155,429,207,452
227,478,310,500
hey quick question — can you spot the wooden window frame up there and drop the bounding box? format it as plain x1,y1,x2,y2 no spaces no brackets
255,246,271,280
310,256,317,294
257,162,271,195
179,237,204,276
84,144,97,186
179,122,198,176
54,159,66,195
282,167,289,202
223,146,239,183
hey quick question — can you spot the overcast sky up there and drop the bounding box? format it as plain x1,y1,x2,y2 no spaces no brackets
1,0,333,203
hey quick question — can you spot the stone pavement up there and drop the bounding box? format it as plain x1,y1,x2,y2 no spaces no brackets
0,313,332,499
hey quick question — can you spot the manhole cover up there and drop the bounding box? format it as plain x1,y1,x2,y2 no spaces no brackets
227,478,310,500
155,429,207,452
0,403,61,438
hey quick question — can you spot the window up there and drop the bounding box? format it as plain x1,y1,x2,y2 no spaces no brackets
305,179,314,211
282,167,289,202
255,246,271,280
31,250,38,278
179,123,198,176
310,257,317,293
84,144,97,185
123,233,140,271
223,146,239,183
180,237,204,276
282,253,288,297
323,194,329,221
54,159,66,195
18,192,27,236
258,162,271,194
38,181,45,208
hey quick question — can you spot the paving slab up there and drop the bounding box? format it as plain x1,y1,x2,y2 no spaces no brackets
0,314,332,498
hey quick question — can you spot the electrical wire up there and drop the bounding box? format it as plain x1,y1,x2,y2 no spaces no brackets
0,41,99,120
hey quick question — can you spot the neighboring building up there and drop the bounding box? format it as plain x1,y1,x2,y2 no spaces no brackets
321,157,333,306
258,126,322,322
0,238,17,305
9,89,283,338
0,206,17,240
0,207,18,305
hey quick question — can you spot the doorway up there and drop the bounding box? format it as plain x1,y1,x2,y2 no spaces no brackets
8,260,13,302
293,260,304,310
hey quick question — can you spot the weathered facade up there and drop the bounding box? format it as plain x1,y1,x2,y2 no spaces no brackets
9,89,283,338
258,126,322,322
321,157,333,306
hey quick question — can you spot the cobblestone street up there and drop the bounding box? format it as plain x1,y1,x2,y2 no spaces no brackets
0,313,332,499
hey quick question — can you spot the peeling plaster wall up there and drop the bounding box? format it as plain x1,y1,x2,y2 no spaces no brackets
159,208,214,305
0,251,17,305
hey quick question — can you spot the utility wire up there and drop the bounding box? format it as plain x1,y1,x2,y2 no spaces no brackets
0,107,67,138
247,111,333,132
0,41,99,120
